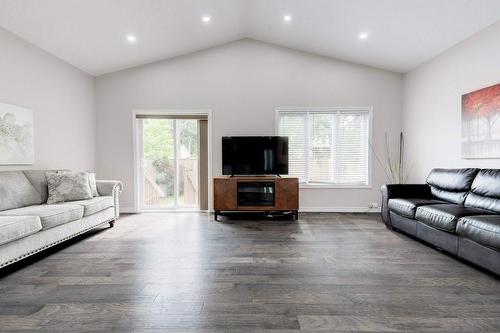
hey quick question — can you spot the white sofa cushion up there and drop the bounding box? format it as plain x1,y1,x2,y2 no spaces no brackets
0,204,83,230
61,196,113,217
0,171,42,211
0,216,42,246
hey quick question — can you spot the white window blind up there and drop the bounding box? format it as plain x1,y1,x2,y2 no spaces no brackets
278,108,370,186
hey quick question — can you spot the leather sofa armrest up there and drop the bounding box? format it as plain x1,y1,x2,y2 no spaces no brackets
380,184,432,229
96,180,122,219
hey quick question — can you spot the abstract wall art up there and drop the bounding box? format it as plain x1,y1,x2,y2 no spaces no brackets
462,83,500,159
0,102,34,164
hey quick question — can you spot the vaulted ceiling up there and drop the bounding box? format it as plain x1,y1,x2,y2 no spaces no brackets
1,0,500,76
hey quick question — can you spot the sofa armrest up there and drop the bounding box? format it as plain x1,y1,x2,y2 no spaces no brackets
96,180,122,219
380,184,431,229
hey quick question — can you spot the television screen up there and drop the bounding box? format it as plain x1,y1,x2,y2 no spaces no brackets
222,136,288,175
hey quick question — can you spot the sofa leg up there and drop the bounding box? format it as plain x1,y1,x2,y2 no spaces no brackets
109,221,115,228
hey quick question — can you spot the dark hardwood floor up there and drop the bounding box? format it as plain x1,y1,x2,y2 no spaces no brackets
0,212,499,332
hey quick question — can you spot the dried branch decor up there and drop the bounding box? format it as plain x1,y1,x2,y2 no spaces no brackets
371,132,409,184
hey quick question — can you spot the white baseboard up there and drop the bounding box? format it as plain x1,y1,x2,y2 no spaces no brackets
121,206,381,214
300,207,381,213
120,207,210,214
120,206,138,214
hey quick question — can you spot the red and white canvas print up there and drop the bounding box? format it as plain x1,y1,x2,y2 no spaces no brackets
462,83,500,159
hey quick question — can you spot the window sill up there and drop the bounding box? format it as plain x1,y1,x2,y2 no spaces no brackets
299,183,372,189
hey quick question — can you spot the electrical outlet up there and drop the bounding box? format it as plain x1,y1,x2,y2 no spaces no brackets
368,202,379,208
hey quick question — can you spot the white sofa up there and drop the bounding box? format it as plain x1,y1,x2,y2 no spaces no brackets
0,170,121,268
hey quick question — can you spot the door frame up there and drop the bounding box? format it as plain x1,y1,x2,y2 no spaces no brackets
132,109,213,213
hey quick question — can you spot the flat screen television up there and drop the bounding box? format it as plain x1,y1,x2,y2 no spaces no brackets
222,136,289,175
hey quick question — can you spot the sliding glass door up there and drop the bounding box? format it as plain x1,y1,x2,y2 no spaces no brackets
140,118,199,209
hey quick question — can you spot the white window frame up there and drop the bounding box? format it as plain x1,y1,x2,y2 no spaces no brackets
275,107,373,189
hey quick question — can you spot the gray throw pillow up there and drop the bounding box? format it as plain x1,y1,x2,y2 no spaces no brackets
46,171,93,204
53,170,99,197
88,172,99,197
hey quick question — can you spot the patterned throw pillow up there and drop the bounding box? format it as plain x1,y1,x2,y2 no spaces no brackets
45,171,93,204
88,172,99,197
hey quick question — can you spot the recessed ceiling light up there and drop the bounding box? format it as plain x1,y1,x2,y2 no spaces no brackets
126,34,136,43
283,15,292,22
202,16,211,23
359,32,369,40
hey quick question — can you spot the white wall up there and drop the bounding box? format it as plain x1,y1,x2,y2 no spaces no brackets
403,21,500,182
95,39,403,212
0,27,95,172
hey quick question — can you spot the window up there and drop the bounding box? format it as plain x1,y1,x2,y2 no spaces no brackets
277,108,371,187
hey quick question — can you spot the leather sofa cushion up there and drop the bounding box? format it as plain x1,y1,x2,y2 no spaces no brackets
0,216,42,246
0,205,83,230
426,168,478,205
61,196,113,217
465,192,500,214
430,187,468,205
0,171,42,211
426,168,478,191
388,198,444,218
470,169,500,197
415,204,493,232
457,215,500,250
463,169,500,213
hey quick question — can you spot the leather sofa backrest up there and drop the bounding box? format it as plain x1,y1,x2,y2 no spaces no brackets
426,168,478,205
470,169,500,197
0,171,42,211
464,169,500,213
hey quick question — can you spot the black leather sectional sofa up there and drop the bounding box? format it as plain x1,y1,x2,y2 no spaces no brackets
381,168,500,276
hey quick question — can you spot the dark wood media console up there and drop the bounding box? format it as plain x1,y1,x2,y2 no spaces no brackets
213,176,299,221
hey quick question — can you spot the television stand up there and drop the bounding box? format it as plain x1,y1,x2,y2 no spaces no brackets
213,176,299,221
229,174,282,178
